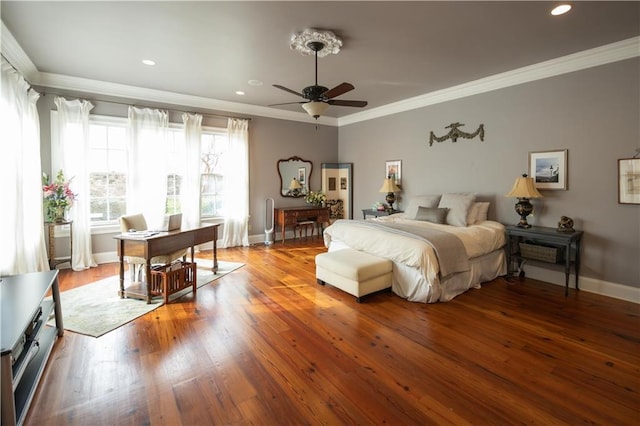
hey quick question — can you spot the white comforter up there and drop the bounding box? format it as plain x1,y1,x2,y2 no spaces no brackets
322,214,506,302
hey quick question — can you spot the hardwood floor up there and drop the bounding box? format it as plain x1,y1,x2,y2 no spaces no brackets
27,238,639,425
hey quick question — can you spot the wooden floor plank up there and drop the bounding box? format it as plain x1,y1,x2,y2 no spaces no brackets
25,238,640,425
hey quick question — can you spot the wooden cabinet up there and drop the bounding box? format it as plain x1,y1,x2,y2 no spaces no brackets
275,206,330,244
1,271,64,426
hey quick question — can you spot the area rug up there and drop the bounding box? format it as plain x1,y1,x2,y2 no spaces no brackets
46,260,244,338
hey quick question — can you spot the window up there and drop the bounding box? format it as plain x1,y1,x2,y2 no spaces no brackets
82,116,228,227
200,130,229,217
88,121,127,225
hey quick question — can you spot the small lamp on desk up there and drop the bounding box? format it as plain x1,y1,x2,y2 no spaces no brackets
289,178,302,196
506,173,543,228
379,177,401,211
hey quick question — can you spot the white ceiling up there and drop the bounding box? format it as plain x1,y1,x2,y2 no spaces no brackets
2,1,639,124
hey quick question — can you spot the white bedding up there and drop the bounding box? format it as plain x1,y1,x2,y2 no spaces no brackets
322,213,507,303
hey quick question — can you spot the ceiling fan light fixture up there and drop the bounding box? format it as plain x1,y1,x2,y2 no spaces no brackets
290,29,342,57
302,101,329,118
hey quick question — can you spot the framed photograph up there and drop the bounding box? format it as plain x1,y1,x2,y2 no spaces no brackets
385,160,402,187
529,149,568,190
297,167,306,186
618,158,640,204
341,177,347,190
328,177,336,191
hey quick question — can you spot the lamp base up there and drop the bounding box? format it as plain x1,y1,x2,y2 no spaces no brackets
385,192,396,211
514,198,534,228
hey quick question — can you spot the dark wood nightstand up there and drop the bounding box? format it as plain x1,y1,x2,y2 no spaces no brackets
362,209,403,219
505,225,583,296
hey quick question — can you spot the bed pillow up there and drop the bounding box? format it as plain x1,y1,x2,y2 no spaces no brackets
405,195,442,219
438,193,476,227
474,202,490,223
414,207,448,224
466,201,490,225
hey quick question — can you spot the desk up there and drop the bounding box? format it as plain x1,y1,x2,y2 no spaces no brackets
45,220,72,269
505,225,583,296
114,224,220,303
275,206,329,244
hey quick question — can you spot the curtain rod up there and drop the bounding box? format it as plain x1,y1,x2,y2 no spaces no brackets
41,91,251,122
1,53,34,90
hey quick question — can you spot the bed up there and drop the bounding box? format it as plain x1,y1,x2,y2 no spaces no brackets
322,193,507,303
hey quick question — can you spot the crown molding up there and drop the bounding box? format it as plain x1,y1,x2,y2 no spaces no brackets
1,21,39,82
338,36,640,127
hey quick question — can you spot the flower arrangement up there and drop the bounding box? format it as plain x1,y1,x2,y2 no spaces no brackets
305,190,326,207
42,170,77,222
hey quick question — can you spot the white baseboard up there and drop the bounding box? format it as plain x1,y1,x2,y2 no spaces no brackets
523,265,639,304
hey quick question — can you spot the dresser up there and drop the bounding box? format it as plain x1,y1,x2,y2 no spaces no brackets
275,206,330,244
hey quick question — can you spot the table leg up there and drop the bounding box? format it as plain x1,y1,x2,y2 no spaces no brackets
564,242,570,296
145,261,152,304
575,239,581,291
213,231,218,273
118,241,125,298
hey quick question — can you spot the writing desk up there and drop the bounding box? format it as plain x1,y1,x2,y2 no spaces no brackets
114,223,220,303
275,206,329,244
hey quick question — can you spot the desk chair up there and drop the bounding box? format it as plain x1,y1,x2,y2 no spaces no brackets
119,214,187,282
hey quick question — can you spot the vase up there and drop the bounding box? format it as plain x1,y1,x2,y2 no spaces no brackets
49,205,67,223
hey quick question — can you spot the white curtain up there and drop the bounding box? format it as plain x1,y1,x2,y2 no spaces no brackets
53,97,97,271
0,58,49,274
127,107,169,229
181,113,202,229
220,118,249,248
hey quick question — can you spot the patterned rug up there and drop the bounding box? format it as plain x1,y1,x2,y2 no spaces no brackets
46,260,244,337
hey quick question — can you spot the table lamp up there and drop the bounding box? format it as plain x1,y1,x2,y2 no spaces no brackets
289,178,302,196
506,174,543,228
379,177,401,211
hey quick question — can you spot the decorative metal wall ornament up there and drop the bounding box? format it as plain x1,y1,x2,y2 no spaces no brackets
429,122,485,146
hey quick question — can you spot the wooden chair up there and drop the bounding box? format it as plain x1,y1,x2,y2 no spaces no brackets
119,214,187,282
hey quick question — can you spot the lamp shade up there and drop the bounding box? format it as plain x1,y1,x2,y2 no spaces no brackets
289,178,302,190
506,174,543,198
302,101,329,118
379,178,400,193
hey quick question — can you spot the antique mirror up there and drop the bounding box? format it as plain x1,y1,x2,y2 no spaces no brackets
278,156,312,198
321,163,353,219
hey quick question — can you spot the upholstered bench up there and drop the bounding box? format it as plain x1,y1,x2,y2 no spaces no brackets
315,248,392,302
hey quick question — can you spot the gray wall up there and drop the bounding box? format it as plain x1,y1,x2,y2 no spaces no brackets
339,58,640,288
36,90,338,254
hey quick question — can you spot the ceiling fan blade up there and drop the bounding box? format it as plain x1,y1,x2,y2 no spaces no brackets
327,99,368,108
268,101,305,107
273,84,304,97
322,82,354,99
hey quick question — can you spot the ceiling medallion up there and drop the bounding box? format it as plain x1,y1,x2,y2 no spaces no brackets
290,29,342,57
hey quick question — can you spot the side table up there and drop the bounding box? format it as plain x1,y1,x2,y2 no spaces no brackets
362,209,403,219
45,220,73,269
505,225,583,296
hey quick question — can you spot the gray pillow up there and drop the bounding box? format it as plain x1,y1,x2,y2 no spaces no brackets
438,193,476,227
414,207,448,224
405,195,442,219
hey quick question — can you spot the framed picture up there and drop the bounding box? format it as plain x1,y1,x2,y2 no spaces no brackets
529,149,568,190
297,167,306,186
385,160,402,187
618,158,640,204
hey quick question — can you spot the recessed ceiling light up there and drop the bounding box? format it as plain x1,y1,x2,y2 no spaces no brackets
248,80,263,86
236,91,245,96
551,4,572,16
142,59,156,66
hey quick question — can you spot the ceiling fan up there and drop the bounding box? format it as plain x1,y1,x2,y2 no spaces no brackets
270,40,368,119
